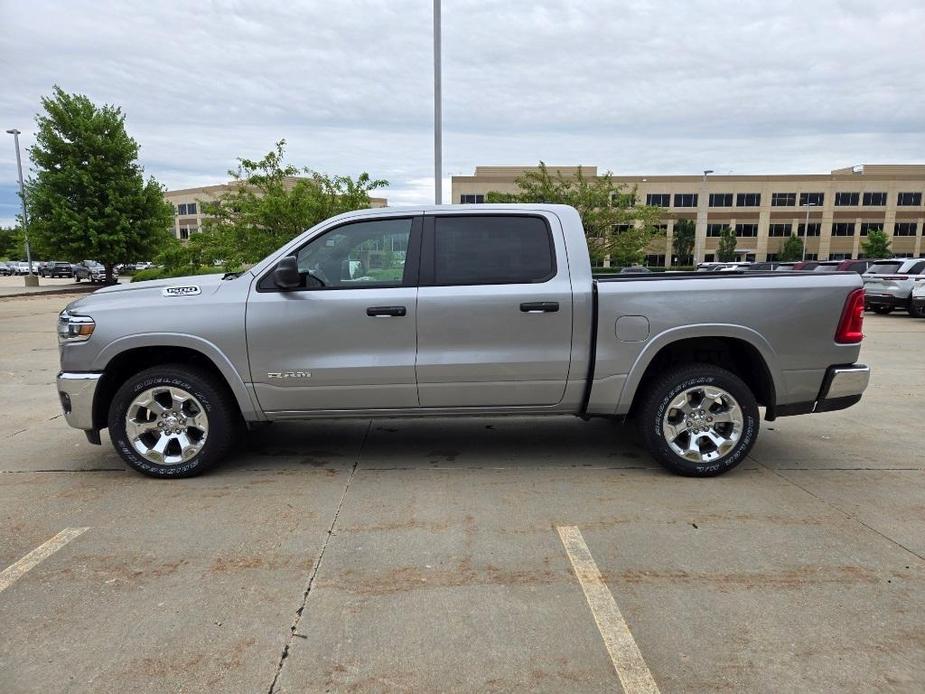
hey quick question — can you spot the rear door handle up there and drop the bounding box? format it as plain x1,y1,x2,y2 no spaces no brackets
366,305,407,317
520,302,559,313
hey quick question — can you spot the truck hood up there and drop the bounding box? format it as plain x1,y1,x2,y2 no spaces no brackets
65,272,242,312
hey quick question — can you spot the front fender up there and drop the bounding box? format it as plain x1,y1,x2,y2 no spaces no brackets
92,332,264,421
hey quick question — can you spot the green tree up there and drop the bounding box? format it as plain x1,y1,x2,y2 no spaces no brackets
717,225,737,262
190,140,388,270
779,234,804,262
485,162,664,266
0,226,23,259
672,219,695,265
861,228,891,259
26,86,174,283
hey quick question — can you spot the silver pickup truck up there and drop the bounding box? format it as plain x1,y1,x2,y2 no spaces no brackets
56,204,870,478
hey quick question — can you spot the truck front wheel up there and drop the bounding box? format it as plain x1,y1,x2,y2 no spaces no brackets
637,364,758,477
107,364,237,478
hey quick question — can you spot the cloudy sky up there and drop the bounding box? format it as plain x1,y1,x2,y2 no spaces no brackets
2,0,924,226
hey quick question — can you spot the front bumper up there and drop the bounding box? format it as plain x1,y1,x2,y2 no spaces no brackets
56,372,102,431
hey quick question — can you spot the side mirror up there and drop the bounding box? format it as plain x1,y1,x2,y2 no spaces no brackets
273,256,301,290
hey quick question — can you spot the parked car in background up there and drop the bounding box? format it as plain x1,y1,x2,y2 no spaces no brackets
134,261,154,270
73,260,117,284
9,261,35,275
0,262,11,276
745,262,779,271
835,259,876,274
619,265,652,273
863,258,925,314
910,278,925,318
40,261,75,278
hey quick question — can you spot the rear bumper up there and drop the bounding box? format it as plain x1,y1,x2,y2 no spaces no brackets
865,293,908,309
56,372,102,431
774,364,870,417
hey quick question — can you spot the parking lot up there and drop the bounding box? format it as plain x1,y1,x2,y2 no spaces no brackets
1,292,923,693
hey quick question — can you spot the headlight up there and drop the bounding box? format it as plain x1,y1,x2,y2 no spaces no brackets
57,311,95,343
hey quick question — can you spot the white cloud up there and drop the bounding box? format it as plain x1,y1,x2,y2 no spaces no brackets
1,0,923,217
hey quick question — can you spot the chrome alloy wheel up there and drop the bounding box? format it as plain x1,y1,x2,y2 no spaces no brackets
662,385,744,463
125,386,208,465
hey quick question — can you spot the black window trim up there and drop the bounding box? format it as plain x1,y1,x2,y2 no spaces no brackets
256,215,423,292
420,213,558,287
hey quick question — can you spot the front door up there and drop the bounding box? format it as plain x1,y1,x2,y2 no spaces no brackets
415,212,573,407
247,215,422,412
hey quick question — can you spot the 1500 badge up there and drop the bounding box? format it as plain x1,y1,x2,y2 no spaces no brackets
162,285,201,297
267,370,312,379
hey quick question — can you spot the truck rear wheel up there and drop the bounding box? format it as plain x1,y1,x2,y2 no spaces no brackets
637,364,758,477
107,364,237,478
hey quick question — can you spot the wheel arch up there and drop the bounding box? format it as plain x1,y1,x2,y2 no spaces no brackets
619,325,782,419
90,335,262,430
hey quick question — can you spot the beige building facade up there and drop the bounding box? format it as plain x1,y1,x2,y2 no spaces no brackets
164,178,387,241
451,164,925,265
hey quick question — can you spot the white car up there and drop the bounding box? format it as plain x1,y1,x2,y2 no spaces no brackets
910,277,925,318
863,258,925,315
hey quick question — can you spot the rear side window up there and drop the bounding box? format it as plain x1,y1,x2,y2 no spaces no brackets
433,216,555,285
907,261,925,274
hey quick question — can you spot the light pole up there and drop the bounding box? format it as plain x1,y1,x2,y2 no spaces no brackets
5,128,37,286
693,169,713,264
801,201,816,261
433,0,442,205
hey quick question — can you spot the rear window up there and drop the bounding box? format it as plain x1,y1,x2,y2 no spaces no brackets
867,262,902,274
434,215,555,285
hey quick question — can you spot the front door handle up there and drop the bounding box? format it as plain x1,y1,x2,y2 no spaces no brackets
520,301,559,313
367,305,407,317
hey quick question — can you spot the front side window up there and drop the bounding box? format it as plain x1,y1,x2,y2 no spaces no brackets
434,215,554,285
295,218,412,288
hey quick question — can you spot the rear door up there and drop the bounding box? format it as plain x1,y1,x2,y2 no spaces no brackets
415,212,573,407
247,215,422,412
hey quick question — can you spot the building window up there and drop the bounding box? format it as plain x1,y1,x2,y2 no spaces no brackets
897,192,922,206
709,193,732,207
646,193,670,207
800,192,824,206
613,224,631,234
830,252,852,260
803,253,818,261
735,223,759,237
771,192,796,206
832,223,855,237
179,227,191,240
859,223,882,236
863,192,887,206
176,202,198,215
835,192,860,206
798,223,821,237
736,193,761,207
654,224,668,234
459,194,485,204
706,223,726,237
673,193,698,207
766,253,779,261
768,223,792,237
644,254,666,267
893,222,918,237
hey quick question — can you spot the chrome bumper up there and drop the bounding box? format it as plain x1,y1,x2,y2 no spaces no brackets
816,364,870,413
56,372,102,431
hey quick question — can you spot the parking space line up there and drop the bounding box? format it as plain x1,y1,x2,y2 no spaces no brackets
0,527,89,593
557,525,660,694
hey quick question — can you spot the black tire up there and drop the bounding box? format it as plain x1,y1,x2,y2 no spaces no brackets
107,364,238,478
908,303,925,318
637,363,759,477
872,306,893,315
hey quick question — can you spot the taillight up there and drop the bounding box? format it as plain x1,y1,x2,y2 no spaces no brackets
835,288,865,344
